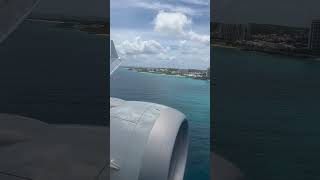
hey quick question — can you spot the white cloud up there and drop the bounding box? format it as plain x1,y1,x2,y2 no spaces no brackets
118,36,167,55
110,1,210,69
179,40,187,47
136,2,200,16
154,11,191,35
113,34,209,69
179,0,209,6
187,31,210,44
153,11,210,44
157,53,176,61
112,0,209,16
116,36,175,61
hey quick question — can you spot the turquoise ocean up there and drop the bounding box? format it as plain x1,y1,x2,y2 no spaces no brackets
213,47,320,180
110,68,211,180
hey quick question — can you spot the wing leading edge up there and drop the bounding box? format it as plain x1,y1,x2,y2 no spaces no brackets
0,0,40,44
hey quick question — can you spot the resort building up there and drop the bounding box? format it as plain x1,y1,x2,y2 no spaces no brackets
216,23,251,42
308,19,320,50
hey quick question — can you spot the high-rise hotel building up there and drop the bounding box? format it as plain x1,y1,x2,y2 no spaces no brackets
308,19,320,50
213,23,251,42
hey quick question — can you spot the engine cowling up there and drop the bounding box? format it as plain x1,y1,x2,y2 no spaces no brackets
110,98,189,180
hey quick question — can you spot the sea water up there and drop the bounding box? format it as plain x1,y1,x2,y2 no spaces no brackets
111,68,211,180
213,47,320,180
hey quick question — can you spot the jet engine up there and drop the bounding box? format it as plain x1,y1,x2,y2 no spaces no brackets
110,98,189,180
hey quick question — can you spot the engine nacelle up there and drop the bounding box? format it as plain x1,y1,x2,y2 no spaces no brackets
110,98,189,180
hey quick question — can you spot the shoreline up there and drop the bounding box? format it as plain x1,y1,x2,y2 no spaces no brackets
126,68,210,81
212,42,320,60
211,43,238,49
26,18,109,36
26,19,64,24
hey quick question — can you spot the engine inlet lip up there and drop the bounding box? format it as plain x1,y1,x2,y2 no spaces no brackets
167,121,189,180
138,107,188,180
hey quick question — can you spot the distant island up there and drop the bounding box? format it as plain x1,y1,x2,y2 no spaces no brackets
27,13,109,35
126,67,210,80
211,22,320,59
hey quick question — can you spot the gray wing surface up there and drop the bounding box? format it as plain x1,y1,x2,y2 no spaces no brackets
211,153,245,180
0,0,40,43
0,114,109,180
110,40,122,75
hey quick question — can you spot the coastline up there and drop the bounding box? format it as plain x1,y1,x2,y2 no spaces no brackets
125,68,210,81
211,42,320,60
211,43,238,49
26,19,63,24
27,18,109,36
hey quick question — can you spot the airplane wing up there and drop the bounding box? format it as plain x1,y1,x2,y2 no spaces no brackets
0,0,40,44
0,114,108,180
110,40,122,75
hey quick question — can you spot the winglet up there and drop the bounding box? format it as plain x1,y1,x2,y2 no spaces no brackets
110,40,122,75
111,40,119,59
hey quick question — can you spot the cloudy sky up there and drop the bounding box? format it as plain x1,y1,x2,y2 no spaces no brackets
111,0,210,70
212,0,320,27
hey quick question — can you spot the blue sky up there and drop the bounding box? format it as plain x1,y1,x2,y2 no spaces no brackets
111,0,210,70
